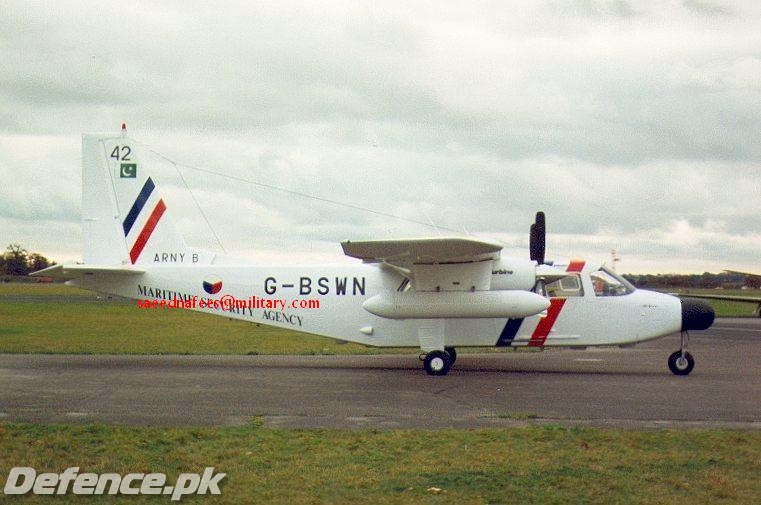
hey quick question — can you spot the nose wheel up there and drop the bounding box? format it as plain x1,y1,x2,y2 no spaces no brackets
668,331,695,375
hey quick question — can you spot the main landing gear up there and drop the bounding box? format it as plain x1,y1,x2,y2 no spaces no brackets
668,331,695,376
421,347,458,376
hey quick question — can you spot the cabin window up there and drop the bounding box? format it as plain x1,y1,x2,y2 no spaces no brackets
590,267,635,296
545,275,584,297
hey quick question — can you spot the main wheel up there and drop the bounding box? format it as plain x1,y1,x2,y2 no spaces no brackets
444,346,457,365
423,350,452,376
668,351,694,376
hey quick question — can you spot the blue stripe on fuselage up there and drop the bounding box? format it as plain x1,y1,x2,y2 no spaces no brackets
122,177,155,236
496,318,523,347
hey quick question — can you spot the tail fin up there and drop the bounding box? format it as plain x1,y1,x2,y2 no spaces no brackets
82,130,212,266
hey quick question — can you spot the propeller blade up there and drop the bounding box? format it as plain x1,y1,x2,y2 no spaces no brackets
530,211,546,265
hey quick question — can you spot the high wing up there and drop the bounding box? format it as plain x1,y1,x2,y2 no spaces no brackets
30,264,145,281
679,293,761,303
342,236,550,323
341,236,502,266
341,237,503,291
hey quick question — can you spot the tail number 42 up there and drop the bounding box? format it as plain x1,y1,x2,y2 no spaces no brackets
110,145,132,161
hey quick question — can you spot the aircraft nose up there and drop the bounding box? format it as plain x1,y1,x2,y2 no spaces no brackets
681,298,715,331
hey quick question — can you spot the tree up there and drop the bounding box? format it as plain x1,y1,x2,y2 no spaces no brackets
0,245,55,277
3,244,29,276
27,252,54,272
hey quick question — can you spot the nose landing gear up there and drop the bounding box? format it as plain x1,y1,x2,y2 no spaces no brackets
668,331,695,375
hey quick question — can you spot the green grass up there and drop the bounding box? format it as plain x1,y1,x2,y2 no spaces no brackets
0,299,368,355
0,283,510,356
489,412,541,421
0,282,96,297
0,423,759,504
0,283,385,355
2,285,759,504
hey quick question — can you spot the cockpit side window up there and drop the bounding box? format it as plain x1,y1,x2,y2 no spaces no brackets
590,267,635,296
545,274,584,297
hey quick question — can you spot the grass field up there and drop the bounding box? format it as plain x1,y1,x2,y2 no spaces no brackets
0,283,388,355
2,283,760,504
1,283,757,355
1,422,759,504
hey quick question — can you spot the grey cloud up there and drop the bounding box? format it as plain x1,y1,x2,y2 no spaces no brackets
682,0,732,16
546,0,640,19
2,1,761,272
4,2,760,165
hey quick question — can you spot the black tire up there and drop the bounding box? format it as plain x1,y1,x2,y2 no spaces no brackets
423,350,451,376
668,351,694,376
444,346,457,365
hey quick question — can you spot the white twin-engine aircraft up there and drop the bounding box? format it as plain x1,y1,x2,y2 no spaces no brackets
33,129,715,376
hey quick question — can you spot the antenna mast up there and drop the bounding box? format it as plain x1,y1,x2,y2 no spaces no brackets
610,249,621,272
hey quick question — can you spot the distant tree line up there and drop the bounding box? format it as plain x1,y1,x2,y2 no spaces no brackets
623,271,760,289
0,244,55,277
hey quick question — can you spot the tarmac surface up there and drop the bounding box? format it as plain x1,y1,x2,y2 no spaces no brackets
1,318,759,429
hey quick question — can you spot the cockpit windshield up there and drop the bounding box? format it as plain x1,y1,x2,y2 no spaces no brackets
590,266,635,296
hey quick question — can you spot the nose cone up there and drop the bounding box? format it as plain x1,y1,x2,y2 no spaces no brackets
681,298,715,331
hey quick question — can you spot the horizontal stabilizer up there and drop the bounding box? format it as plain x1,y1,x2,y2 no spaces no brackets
723,270,761,279
30,264,145,281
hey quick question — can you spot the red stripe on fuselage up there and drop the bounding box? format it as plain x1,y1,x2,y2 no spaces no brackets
528,298,566,347
527,260,586,347
129,199,166,264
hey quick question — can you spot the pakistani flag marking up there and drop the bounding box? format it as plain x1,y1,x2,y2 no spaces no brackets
120,163,137,178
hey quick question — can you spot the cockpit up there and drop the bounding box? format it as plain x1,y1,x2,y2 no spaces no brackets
543,264,635,298
589,266,635,296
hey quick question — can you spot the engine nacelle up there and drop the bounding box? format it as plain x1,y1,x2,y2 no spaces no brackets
489,257,537,291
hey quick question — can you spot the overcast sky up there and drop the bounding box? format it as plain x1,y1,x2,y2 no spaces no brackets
1,0,760,273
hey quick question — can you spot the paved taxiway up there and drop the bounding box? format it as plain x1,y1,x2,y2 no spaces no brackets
1,318,759,429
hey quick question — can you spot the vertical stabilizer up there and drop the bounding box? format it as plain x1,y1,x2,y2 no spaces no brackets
81,131,211,266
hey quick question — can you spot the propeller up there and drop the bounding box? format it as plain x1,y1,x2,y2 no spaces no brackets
529,211,546,265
